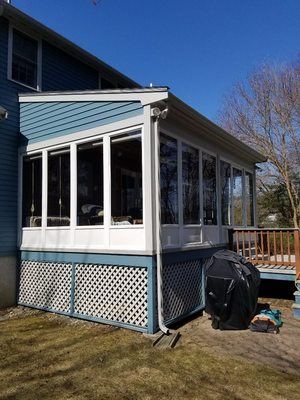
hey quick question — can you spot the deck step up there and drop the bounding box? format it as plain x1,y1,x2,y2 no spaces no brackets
294,291,300,305
256,266,296,275
292,304,300,319
152,331,181,349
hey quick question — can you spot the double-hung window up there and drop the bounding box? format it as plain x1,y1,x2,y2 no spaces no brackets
9,28,40,90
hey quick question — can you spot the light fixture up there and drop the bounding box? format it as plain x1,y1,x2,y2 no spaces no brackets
0,106,8,120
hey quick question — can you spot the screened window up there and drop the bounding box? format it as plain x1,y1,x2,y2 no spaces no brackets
182,143,199,224
233,168,243,226
77,141,104,226
245,171,254,226
220,160,231,225
160,134,178,224
111,132,143,225
11,29,38,89
47,148,70,226
202,153,217,225
22,154,42,227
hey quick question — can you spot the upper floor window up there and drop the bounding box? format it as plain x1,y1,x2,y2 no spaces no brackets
9,28,40,90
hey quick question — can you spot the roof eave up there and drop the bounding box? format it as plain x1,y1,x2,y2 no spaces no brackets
169,93,266,164
18,87,170,106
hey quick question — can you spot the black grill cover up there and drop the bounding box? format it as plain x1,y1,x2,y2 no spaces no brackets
205,250,260,330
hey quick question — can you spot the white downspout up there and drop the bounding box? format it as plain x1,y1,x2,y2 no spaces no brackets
153,107,169,334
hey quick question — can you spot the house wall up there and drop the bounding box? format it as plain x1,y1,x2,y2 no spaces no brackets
0,17,19,259
41,41,99,91
0,14,136,307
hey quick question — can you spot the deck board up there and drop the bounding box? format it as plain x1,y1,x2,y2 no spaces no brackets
255,264,296,275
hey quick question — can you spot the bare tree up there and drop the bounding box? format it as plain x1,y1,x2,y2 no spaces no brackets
218,62,300,228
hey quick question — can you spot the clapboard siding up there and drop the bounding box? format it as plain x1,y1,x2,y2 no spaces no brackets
42,41,99,91
0,17,19,255
20,101,143,144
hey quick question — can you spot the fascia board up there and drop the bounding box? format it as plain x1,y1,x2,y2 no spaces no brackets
18,90,169,106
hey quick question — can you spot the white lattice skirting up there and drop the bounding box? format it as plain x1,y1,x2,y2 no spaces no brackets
18,261,73,312
162,259,204,324
19,258,205,331
18,261,148,329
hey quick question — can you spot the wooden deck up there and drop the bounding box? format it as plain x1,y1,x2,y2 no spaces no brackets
228,228,300,282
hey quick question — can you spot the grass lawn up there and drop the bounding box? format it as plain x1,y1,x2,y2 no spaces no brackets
0,308,299,400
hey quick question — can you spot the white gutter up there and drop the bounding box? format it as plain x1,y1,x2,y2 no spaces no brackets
153,106,169,334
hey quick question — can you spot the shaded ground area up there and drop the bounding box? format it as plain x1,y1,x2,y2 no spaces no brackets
0,294,299,399
178,280,300,377
179,298,300,377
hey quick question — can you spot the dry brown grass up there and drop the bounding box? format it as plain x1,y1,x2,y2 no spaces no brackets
0,308,299,400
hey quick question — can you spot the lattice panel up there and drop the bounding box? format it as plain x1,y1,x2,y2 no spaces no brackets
74,264,148,327
162,260,204,323
18,261,72,313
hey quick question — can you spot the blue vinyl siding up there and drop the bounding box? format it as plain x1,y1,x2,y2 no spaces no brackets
0,17,20,255
42,41,99,91
20,101,143,145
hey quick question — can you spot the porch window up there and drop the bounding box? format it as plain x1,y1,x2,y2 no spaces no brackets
160,134,178,224
233,168,243,226
77,140,104,226
182,143,199,224
47,148,70,226
111,132,143,224
220,160,231,225
11,29,39,89
202,153,217,225
22,154,42,227
245,171,254,226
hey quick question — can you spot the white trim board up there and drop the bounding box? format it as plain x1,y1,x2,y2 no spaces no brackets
19,90,169,106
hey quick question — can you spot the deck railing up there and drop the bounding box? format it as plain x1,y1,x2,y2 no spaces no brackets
228,228,300,277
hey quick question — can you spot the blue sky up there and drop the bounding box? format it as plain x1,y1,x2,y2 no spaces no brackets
11,0,300,120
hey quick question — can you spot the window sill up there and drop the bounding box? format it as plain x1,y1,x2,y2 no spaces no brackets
8,77,41,92
110,225,144,229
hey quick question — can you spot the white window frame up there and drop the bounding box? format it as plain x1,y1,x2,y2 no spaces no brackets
19,126,144,232
8,24,42,91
